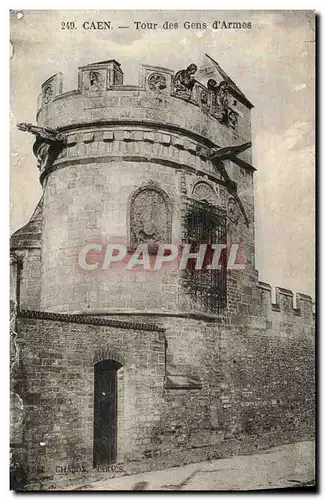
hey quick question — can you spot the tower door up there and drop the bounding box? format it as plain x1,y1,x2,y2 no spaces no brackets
93,360,121,466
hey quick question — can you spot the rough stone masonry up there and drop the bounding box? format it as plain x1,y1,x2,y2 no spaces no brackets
10,58,315,490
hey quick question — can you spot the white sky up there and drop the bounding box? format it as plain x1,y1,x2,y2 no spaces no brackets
10,10,315,297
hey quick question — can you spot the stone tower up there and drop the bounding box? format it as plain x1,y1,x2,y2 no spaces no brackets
34,58,255,315
11,58,314,489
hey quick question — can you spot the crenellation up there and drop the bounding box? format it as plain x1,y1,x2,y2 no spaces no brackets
296,293,313,321
255,281,315,324
41,73,63,107
275,286,294,312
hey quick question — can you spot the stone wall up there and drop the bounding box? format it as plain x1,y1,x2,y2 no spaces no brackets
16,313,166,486
41,158,180,313
19,250,41,310
154,286,315,459
10,250,41,311
15,288,315,488
39,130,255,315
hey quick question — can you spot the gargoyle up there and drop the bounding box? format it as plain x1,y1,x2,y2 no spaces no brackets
209,141,251,162
17,122,66,172
209,142,252,227
17,122,66,144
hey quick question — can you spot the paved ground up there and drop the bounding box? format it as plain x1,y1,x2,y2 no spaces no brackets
76,440,315,491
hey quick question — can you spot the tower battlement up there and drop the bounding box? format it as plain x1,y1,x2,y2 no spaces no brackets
256,281,314,318
36,60,253,156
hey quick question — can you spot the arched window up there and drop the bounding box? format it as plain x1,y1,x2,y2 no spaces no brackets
129,186,172,251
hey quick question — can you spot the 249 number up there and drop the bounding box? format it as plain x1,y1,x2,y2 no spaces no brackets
61,22,76,30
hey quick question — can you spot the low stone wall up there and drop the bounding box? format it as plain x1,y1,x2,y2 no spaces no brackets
13,305,315,489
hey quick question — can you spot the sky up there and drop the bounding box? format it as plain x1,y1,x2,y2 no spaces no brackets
10,10,315,297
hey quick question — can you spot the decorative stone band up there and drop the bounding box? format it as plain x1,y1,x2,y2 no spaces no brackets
40,124,254,184
18,309,165,334
256,281,314,318
19,308,225,324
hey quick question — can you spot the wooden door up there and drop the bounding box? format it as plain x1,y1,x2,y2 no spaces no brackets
93,360,121,466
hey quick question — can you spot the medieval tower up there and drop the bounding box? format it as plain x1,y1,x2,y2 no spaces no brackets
10,57,315,489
